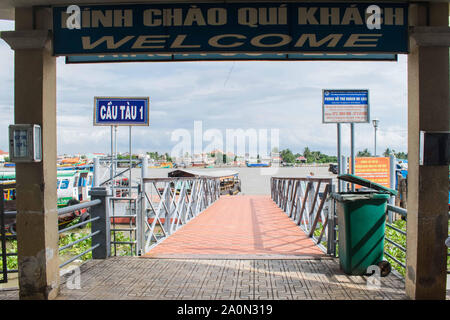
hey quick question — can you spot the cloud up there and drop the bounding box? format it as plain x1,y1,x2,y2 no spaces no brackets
0,19,407,156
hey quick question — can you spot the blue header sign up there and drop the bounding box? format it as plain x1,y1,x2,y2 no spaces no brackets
94,97,149,126
53,3,408,57
322,89,369,123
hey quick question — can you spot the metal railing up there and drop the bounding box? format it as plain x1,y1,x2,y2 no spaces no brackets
383,205,407,271
110,196,138,256
271,177,334,254
384,205,450,276
136,177,221,254
98,158,142,198
1,187,110,284
58,199,102,268
1,183,18,282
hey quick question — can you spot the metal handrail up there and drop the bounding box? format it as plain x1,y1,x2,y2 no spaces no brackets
57,198,103,268
384,205,450,276
110,197,138,256
387,204,407,217
58,199,101,216
137,177,221,254
58,216,100,234
271,177,334,255
384,205,407,273
59,230,100,251
1,190,106,282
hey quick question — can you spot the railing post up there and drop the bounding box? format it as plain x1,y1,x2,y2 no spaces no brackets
340,155,347,191
136,182,145,256
388,154,396,223
93,157,100,187
89,187,111,259
327,184,337,256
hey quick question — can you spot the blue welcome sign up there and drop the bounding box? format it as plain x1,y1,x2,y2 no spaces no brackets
94,97,149,126
53,2,408,57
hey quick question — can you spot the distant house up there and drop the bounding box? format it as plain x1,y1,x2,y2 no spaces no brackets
0,149,9,163
296,156,307,163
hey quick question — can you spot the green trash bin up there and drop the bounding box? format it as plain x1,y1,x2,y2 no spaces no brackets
331,174,398,276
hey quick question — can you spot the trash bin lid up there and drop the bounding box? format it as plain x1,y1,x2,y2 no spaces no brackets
337,174,398,196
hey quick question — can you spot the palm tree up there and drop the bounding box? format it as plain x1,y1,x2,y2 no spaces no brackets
383,148,394,157
357,149,372,157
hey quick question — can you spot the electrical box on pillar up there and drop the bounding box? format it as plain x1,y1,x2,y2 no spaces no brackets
419,131,450,166
8,124,42,162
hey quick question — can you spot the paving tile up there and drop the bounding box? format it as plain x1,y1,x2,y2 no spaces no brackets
143,195,324,258
1,192,436,301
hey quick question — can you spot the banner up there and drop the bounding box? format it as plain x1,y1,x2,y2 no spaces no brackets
53,3,408,56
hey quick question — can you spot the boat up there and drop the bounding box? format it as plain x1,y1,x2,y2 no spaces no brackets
168,169,241,195
191,161,206,167
246,161,270,167
148,161,173,169
1,169,94,235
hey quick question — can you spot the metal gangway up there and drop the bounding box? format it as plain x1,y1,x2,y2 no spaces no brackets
97,156,221,256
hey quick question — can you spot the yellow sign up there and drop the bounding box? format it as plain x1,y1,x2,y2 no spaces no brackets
349,157,391,188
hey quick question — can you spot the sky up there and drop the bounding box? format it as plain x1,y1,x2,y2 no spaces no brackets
0,19,407,157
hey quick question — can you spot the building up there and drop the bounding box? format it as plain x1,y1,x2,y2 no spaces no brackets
0,149,9,163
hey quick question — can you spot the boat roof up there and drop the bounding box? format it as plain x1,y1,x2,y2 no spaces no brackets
168,169,238,178
0,170,91,180
0,172,16,180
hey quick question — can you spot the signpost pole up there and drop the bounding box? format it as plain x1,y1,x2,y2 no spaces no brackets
94,97,149,198
337,123,341,192
341,155,347,191
110,126,114,197
114,125,117,196
350,123,355,191
129,125,132,196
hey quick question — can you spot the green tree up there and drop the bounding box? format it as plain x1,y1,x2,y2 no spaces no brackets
303,147,311,159
164,152,172,162
280,149,295,163
383,148,393,157
357,149,372,157
395,151,408,159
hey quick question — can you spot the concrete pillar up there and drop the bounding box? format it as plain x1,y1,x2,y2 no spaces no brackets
1,7,59,299
406,3,449,300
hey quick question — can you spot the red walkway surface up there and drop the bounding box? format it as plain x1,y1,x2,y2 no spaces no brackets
143,195,324,259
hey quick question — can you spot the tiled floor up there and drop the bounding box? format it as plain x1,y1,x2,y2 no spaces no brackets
144,195,324,259
52,257,407,300
0,195,436,300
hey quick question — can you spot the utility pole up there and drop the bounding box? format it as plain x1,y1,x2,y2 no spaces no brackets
372,119,379,156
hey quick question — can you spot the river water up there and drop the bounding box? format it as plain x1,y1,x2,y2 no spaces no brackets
99,165,337,195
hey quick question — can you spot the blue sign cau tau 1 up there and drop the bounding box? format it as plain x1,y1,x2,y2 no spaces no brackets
53,2,408,57
94,97,149,126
